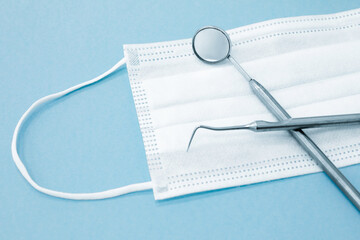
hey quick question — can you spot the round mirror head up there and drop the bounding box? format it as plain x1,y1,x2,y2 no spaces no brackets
192,26,231,63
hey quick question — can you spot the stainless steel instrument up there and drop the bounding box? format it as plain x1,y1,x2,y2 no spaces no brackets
187,113,360,151
191,26,360,211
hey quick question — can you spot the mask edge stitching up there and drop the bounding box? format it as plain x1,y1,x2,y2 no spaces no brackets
125,9,360,52
166,142,360,191
137,23,360,63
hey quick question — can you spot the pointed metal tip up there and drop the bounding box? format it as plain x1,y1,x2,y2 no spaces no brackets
187,126,202,152
186,123,250,152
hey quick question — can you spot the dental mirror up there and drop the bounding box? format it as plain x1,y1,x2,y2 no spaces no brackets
192,26,231,63
192,26,252,80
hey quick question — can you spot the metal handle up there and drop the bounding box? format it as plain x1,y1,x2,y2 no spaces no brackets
249,79,360,211
255,113,360,131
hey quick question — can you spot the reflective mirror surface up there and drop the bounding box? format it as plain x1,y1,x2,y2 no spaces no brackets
192,26,231,63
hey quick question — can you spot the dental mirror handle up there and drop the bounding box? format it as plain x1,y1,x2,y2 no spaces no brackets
255,113,360,131
249,78,360,211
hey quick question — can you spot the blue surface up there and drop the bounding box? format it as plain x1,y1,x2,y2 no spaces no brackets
1,1,360,239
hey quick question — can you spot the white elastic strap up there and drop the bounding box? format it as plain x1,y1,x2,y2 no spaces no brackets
11,57,153,200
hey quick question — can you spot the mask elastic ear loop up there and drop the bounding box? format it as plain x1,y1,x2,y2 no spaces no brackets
11,57,153,200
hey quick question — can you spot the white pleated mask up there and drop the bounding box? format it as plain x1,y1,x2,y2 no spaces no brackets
12,8,360,200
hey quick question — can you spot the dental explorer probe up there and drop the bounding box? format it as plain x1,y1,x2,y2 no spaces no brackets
187,113,360,151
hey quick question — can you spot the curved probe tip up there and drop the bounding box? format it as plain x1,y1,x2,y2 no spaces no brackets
186,124,248,152
186,126,202,152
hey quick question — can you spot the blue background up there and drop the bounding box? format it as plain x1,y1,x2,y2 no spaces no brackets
1,1,360,239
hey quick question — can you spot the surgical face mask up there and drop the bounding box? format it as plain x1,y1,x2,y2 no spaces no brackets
12,8,360,200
